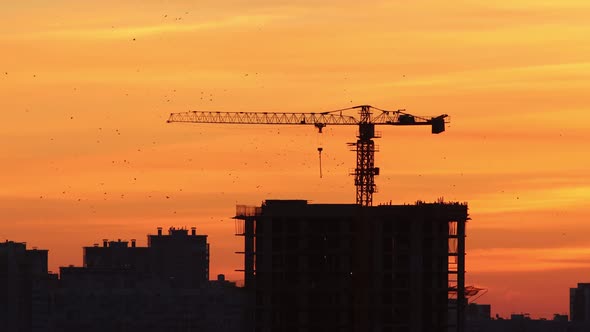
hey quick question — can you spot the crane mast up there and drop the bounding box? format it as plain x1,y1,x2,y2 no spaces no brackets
168,105,448,206
353,105,379,207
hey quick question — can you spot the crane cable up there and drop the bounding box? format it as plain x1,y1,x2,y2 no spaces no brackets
317,147,323,178
317,128,324,178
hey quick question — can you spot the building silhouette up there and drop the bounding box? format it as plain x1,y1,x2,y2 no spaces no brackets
464,313,581,332
83,227,209,287
1,227,244,332
0,240,57,332
55,271,244,332
52,226,245,332
466,303,491,321
571,283,590,322
235,200,469,332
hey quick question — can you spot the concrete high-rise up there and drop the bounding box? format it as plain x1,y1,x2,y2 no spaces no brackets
235,200,469,332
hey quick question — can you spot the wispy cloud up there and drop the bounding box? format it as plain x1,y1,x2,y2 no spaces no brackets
470,185,590,214
470,246,590,272
484,0,590,11
13,14,285,41
380,61,590,91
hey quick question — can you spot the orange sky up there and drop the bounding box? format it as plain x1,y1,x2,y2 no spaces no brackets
1,0,590,318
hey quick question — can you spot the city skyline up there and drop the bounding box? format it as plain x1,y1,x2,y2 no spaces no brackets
2,0,590,318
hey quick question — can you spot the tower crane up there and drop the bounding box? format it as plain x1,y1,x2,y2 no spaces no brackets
167,105,448,206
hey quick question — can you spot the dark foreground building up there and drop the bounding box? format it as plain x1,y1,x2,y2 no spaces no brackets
235,200,469,332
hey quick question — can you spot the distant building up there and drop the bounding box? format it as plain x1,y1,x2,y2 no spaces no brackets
553,314,568,322
571,283,590,322
147,226,209,287
465,313,576,332
466,303,491,321
84,226,209,287
52,227,245,332
0,240,56,332
235,200,469,332
510,313,531,320
55,270,245,332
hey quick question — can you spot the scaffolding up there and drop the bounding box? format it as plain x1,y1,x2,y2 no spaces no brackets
448,219,466,332
234,205,257,288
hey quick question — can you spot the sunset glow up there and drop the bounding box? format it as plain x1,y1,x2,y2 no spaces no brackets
1,0,589,318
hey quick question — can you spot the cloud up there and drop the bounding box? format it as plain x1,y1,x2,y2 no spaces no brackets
469,185,590,214
14,13,285,41
484,0,590,11
469,246,590,272
379,61,590,92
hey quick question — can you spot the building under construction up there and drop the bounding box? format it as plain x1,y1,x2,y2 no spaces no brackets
235,200,469,332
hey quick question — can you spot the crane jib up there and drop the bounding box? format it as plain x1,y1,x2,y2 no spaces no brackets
167,111,358,125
